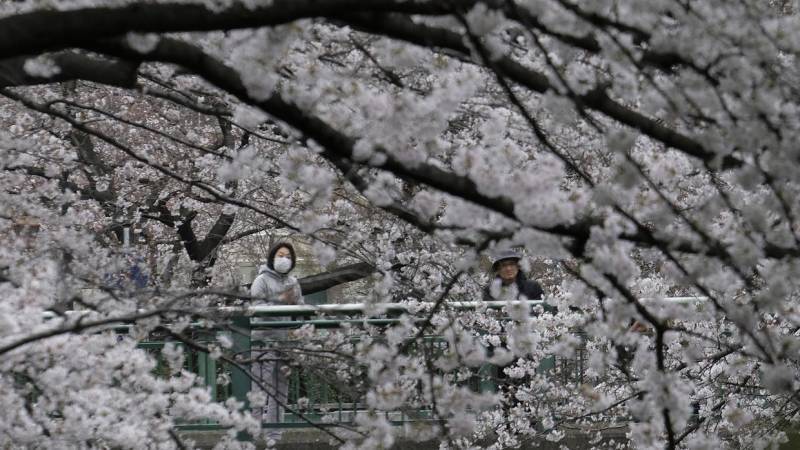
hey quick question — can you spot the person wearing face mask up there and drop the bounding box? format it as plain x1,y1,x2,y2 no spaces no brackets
251,242,302,307
249,242,303,444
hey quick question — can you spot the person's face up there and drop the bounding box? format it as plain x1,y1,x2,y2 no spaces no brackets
496,259,519,283
275,247,291,259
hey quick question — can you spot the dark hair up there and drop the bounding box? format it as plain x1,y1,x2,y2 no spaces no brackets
266,242,296,272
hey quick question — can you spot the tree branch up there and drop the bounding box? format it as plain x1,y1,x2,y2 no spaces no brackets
0,0,459,58
337,12,743,169
82,37,797,265
0,50,138,88
298,261,375,295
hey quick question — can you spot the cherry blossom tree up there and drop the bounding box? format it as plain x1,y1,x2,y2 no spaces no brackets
1,1,800,449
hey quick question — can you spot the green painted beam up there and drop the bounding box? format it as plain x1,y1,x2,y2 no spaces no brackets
230,315,252,442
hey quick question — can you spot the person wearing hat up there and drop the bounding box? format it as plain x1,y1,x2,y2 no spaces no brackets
482,250,552,386
483,249,544,301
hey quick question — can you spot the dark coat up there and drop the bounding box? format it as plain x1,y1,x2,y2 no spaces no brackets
482,272,556,313
483,272,544,301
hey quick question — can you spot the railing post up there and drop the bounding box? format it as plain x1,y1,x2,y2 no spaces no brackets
196,336,217,422
478,363,498,393
231,315,252,442
537,355,556,374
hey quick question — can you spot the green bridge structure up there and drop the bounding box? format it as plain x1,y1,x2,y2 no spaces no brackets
134,300,582,447
158,302,571,426
73,298,709,448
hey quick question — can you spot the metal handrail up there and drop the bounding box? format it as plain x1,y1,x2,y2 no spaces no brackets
221,299,547,317
44,297,708,321
40,297,709,332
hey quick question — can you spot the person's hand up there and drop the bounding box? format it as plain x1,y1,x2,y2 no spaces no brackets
629,321,650,333
279,290,297,305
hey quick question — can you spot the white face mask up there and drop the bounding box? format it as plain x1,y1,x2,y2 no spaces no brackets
273,256,292,274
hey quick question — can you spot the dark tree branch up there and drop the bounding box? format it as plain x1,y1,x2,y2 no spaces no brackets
0,51,138,88
137,74,232,116
298,261,375,295
196,211,236,260
3,164,114,203
0,0,742,168
0,0,459,58
348,35,406,89
49,99,232,158
77,37,798,266
175,209,200,260
90,38,523,215
336,12,743,169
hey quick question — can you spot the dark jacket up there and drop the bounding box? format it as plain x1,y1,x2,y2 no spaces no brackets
483,272,544,301
483,272,556,314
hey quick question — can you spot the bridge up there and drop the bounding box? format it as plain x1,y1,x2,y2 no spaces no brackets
87,298,708,448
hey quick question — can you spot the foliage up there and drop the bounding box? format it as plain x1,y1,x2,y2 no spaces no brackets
1,1,800,449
